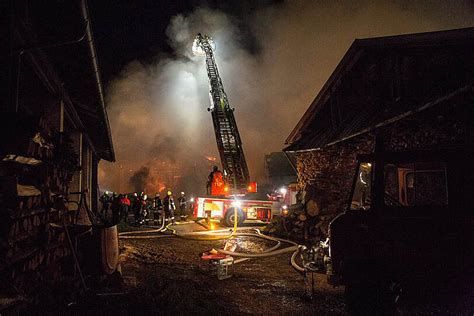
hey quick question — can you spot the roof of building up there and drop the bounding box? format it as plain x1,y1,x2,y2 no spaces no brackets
16,0,115,161
284,27,474,152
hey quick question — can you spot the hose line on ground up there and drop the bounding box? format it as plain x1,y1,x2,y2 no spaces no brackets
118,215,168,239
290,246,305,273
118,219,306,270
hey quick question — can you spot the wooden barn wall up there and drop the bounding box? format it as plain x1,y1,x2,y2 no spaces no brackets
295,93,472,217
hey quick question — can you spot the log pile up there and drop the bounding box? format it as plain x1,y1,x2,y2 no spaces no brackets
297,134,374,215
386,104,467,151
0,113,79,293
264,202,335,244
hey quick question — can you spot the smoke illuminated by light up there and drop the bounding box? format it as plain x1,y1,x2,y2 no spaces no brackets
99,3,474,196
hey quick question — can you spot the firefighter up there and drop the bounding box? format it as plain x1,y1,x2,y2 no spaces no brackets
177,191,187,220
132,192,142,226
153,193,163,225
100,191,111,217
111,192,120,224
141,194,149,225
206,166,218,194
120,194,131,223
163,190,176,225
207,166,225,196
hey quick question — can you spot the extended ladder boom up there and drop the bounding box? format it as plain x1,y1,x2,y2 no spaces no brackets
193,33,250,191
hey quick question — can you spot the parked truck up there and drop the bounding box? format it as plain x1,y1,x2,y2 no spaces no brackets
321,148,473,313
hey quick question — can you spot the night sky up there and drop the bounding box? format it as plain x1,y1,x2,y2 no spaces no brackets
89,0,276,84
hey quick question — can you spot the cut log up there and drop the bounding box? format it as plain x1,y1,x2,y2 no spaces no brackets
305,199,320,217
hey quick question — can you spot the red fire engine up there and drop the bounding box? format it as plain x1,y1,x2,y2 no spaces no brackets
192,34,288,226
193,197,275,226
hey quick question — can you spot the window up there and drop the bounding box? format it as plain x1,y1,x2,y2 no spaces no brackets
350,162,372,210
384,162,448,207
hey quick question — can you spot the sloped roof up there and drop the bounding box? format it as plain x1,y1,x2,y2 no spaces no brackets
23,0,115,161
284,27,474,152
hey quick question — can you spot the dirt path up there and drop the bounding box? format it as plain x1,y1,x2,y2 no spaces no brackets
56,222,472,315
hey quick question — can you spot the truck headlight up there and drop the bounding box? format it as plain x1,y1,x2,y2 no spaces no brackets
231,200,242,208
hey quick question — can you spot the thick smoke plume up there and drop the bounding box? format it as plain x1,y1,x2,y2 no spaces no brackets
99,0,473,196
129,167,150,193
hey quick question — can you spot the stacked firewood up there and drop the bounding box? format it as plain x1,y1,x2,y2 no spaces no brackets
264,202,335,245
0,113,78,293
387,109,466,151
296,135,374,214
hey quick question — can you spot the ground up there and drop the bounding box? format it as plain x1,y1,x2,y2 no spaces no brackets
25,221,474,315
113,222,346,315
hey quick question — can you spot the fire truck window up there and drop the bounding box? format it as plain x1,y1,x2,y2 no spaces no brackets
384,162,448,206
350,162,372,210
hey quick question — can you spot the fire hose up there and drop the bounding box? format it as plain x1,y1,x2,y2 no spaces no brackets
118,217,306,272
118,214,168,239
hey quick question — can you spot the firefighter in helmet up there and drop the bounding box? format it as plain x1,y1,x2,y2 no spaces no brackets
132,192,142,226
163,190,176,225
207,166,225,196
206,166,218,194
153,193,163,225
100,191,111,217
177,191,187,220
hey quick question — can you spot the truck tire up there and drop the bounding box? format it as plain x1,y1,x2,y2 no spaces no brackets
345,272,400,315
345,282,377,315
224,208,243,227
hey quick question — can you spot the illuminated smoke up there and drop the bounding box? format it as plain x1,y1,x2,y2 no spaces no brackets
99,1,474,196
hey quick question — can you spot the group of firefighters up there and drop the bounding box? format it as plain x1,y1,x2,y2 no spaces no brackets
98,166,223,226
99,190,189,226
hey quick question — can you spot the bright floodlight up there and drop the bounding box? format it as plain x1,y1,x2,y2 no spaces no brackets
279,187,287,195
192,34,216,56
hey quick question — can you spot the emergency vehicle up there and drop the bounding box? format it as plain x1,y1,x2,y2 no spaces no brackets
192,34,296,226
193,197,278,226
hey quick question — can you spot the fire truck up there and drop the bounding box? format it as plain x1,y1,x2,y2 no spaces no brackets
191,34,288,226
193,197,276,226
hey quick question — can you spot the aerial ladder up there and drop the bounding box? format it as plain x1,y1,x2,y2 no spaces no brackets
193,33,252,194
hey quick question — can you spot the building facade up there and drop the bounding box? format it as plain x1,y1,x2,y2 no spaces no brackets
0,0,114,299
285,28,474,217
